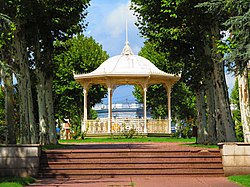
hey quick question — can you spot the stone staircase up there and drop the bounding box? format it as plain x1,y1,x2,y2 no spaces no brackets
38,143,224,178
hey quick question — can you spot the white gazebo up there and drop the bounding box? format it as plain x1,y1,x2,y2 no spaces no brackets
74,41,181,134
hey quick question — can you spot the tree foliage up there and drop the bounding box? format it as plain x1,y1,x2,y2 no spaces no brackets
197,0,250,73
0,11,17,144
133,42,196,122
230,79,244,141
53,35,108,134
0,87,4,125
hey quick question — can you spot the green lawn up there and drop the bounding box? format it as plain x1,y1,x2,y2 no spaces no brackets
0,182,22,187
42,137,199,149
59,137,196,143
42,137,221,150
229,175,250,187
0,177,35,187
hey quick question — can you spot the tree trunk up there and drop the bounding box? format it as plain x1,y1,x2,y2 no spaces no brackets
210,22,237,142
238,67,250,142
27,71,38,144
205,76,217,144
33,31,56,145
36,70,49,145
13,28,31,144
3,70,16,144
45,76,57,144
204,41,217,144
195,88,208,144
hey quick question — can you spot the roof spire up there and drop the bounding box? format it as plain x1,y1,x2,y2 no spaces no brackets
126,19,128,44
121,19,134,55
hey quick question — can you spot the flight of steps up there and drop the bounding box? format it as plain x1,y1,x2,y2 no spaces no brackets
38,144,224,178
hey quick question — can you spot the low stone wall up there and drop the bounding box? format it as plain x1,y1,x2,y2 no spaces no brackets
219,142,250,176
0,144,41,177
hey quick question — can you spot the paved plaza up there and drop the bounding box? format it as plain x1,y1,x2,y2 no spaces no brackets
28,176,240,187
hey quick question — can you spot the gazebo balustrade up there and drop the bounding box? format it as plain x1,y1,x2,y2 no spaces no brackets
85,118,169,134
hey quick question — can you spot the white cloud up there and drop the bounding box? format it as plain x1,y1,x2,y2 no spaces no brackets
105,1,136,38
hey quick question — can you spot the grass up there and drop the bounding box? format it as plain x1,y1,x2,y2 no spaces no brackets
59,136,196,143
42,137,198,149
229,175,250,187
0,177,35,187
42,137,219,150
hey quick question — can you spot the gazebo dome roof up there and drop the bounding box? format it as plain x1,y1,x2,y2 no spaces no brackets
74,42,180,87
91,46,167,76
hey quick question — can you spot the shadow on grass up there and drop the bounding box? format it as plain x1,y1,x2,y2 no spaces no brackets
42,143,74,150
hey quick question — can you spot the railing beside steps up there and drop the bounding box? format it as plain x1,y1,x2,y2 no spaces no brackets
86,119,169,134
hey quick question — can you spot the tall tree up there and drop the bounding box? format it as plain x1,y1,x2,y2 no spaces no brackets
1,0,41,144
25,0,90,145
131,0,237,143
24,0,89,144
1,0,90,144
131,0,211,144
198,0,250,142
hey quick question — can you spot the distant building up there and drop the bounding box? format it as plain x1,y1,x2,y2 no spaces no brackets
93,103,152,119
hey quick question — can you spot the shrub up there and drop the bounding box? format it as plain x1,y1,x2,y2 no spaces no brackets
173,121,193,138
123,128,136,139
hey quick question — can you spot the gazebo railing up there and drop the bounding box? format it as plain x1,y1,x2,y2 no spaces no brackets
86,118,169,134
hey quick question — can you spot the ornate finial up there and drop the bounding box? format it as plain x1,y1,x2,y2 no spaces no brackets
122,41,134,55
121,20,134,55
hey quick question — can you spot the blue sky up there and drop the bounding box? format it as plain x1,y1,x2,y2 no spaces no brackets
84,0,144,104
84,0,235,104
84,0,144,56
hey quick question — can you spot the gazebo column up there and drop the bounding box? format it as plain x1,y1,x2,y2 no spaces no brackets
82,86,88,133
108,86,113,133
166,85,172,134
143,87,147,133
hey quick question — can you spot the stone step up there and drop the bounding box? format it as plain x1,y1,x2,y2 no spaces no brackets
40,157,222,164
41,150,221,159
40,163,223,169
38,173,224,179
42,149,220,154
42,153,221,158
39,168,224,176
39,146,224,177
